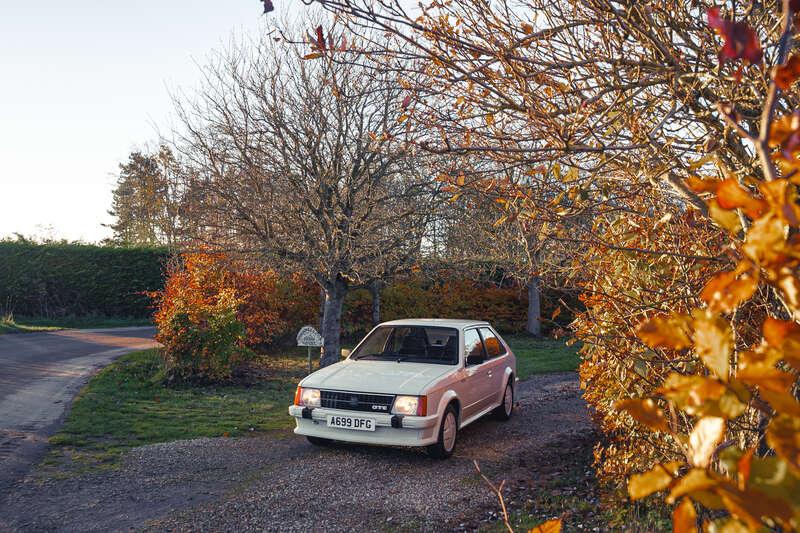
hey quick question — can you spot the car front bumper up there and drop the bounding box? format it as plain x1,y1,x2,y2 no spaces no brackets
288,405,440,447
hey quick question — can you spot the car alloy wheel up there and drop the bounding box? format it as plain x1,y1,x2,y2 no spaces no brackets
428,404,458,459
493,381,514,421
442,410,457,452
503,383,513,416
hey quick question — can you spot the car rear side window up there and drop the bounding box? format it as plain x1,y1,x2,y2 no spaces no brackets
479,327,506,358
464,329,485,359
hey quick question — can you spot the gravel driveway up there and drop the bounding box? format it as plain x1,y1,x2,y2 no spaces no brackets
0,372,590,532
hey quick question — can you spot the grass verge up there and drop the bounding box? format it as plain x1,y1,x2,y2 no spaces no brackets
48,336,577,462
49,348,308,461
0,314,152,334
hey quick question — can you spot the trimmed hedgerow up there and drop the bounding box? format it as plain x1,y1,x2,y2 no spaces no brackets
0,240,167,318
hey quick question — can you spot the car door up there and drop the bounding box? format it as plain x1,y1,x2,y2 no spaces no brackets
478,327,509,408
459,327,493,420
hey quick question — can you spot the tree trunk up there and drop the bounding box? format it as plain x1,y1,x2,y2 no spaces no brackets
320,280,347,367
526,275,541,337
370,280,382,325
318,287,326,332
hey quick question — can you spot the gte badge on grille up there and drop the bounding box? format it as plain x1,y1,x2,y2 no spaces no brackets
371,405,388,411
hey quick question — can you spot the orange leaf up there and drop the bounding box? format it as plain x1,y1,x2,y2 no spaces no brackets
759,389,800,417
551,307,562,321
636,312,693,350
528,518,561,533
657,374,726,414
667,469,718,503
302,52,324,60
759,179,800,226
716,179,768,219
615,398,670,432
700,262,758,313
673,498,698,533
737,448,754,491
774,54,800,90
686,175,720,193
628,462,681,500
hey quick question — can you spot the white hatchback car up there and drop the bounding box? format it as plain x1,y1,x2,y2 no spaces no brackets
288,319,516,458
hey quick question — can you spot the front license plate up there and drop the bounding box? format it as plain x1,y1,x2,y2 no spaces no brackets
326,414,376,431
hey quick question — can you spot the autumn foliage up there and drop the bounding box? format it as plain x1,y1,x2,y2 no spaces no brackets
577,4,800,531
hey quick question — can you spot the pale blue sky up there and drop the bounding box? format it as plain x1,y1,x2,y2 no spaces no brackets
0,1,302,243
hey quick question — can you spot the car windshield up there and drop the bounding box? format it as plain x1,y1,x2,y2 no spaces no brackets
350,325,459,365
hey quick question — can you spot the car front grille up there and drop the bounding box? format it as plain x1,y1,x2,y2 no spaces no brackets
320,390,395,413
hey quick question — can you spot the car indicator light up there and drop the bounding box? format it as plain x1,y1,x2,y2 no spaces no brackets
294,386,302,406
417,395,427,416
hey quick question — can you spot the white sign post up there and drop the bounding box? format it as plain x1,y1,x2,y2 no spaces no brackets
296,325,324,374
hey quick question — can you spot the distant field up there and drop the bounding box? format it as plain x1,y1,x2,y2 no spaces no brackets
0,315,152,335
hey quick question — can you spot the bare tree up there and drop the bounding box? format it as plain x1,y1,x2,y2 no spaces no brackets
175,24,439,366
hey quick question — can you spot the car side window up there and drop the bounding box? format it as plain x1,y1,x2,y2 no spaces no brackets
464,328,486,363
479,328,506,358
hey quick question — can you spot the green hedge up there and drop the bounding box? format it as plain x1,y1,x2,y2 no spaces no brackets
0,241,167,318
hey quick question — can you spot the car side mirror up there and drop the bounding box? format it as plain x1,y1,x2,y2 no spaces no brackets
466,353,485,366
341,348,351,358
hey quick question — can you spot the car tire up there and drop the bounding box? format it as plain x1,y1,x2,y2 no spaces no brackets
493,381,514,421
306,436,333,447
427,404,458,459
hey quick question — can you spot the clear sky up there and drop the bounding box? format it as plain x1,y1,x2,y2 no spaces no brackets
0,1,301,243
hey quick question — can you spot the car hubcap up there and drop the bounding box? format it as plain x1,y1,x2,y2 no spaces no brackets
504,385,513,415
443,412,456,452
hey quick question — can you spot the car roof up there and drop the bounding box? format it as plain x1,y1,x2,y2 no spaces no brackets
378,318,491,329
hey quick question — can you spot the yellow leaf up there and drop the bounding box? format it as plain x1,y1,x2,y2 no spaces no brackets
658,374,726,408
636,312,693,350
485,113,495,127
692,309,732,381
398,114,410,123
709,199,743,234
689,417,725,468
493,215,507,227
456,174,465,186
758,389,800,417
615,398,670,432
628,462,681,500
673,498,698,533
667,469,718,503
528,518,561,533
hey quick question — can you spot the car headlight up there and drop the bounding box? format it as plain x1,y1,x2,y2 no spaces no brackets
392,395,427,416
295,387,321,408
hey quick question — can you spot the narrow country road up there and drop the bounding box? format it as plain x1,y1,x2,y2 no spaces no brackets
0,327,158,493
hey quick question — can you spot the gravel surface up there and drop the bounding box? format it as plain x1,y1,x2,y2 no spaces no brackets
0,372,590,532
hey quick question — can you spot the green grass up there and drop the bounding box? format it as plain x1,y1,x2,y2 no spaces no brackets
48,335,576,462
505,335,580,379
50,348,307,457
0,314,152,334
